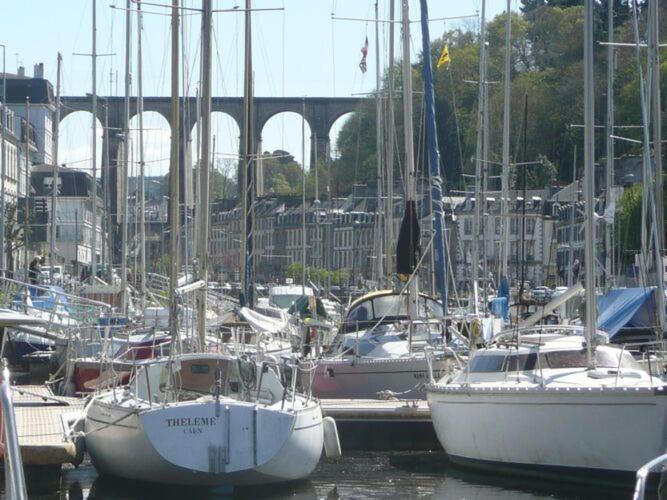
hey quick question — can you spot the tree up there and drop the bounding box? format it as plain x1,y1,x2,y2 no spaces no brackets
615,184,642,267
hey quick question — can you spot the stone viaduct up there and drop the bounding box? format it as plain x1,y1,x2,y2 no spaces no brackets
60,95,362,221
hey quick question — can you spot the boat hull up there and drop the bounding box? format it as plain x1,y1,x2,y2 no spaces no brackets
85,396,324,485
311,356,450,399
427,385,667,474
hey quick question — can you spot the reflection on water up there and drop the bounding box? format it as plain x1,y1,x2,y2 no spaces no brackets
29,452,636,499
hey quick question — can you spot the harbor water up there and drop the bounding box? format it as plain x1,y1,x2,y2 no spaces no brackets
23,451,637,499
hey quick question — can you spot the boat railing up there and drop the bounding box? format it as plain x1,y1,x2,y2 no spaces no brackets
633,453,667,500
615,340,667,387
0,366,27,500
0,275,112,326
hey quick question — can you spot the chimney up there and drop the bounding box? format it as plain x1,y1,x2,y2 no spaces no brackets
17,66,25,77
34,63,44,79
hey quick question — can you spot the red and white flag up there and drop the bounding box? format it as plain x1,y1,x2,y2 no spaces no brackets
359,37,368,73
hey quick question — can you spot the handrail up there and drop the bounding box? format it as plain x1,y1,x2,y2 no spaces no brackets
0,276,112,310
1,366,27,500
633,452,667,500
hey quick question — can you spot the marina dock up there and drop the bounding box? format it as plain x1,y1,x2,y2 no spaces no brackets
320,398,439,451
12,385,83,468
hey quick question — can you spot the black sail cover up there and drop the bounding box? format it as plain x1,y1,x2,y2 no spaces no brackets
395,200,420,281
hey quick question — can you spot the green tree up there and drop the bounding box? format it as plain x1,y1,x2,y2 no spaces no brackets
615,184,642,266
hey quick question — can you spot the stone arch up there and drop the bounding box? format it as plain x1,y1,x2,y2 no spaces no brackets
260,111,313,169
128,111,172,178
327,111,355,159
59,111,104,176
190,112,240,199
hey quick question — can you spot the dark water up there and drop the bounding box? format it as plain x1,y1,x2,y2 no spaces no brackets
24,452,642,500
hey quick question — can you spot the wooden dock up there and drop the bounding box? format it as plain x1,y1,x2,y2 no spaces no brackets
320,398,439,451
12,385,84,466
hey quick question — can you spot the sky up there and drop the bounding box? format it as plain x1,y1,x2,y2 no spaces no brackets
2,0,514,176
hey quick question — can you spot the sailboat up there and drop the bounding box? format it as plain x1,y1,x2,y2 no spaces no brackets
310,0,458,400
426,0,667,478
83,1,336,486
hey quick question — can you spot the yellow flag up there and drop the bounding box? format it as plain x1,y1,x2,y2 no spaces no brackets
436,44,451,70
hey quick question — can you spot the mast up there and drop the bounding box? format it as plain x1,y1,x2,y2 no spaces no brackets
24,97,30,274
604,1,614,287
137,0,146,308
51,53,62,280
471,0,486,314
91,0,99,280
650,0,662,255
396,0,419,326
385,0,395,284
301,99,307,295
240,0,255,307
120,0,131,313
568,146,577,288
583,0,596,365
374,0,383,286
168,0,181,342
0,48,5,275
419,0,448,314
631,0,665,337
500,0,511,281
196,0,212,348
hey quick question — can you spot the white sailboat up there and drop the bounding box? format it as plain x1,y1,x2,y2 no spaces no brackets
426,0,667,478
85,352,328,485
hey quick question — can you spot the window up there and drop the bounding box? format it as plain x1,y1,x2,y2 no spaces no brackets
468,354,508,373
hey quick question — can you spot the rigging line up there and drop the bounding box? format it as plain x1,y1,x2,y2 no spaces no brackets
281,0,286,150
331,1,337,97
211,26,231,98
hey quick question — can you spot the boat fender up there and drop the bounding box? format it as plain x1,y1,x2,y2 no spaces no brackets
69,418,86,466
322,416,342,458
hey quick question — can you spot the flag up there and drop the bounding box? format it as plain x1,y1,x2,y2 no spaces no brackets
359,37,369,73
436,44,451,70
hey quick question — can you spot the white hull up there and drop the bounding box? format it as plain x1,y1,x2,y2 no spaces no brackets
85,394,324,485
312,356,450,399
427,386,667,473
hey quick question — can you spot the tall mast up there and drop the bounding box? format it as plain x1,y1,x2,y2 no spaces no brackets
240,0,255,307
196,0,212,348
120,0,132,313
500,0,511,281
650,0,663,255
24,97,30,274
91,0,98,280
137,0,147,308
51,53,62,280
0,47,6,274
399,0,418,324
471,0,486,313
301,100,307,294
374,0,383,286
631,0,665,336
168,0,181,342
583,0,596,365
604,1,614,287
385,0,395,284
419,0,448,314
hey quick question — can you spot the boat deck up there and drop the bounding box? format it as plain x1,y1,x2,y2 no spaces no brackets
320,398,439,451
12,385,84,466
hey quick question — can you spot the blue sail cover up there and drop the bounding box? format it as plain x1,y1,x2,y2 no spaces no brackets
597,287,657,338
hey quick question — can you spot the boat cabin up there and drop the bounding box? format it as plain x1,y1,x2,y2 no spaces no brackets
341,290,444,334
133,354,285,406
